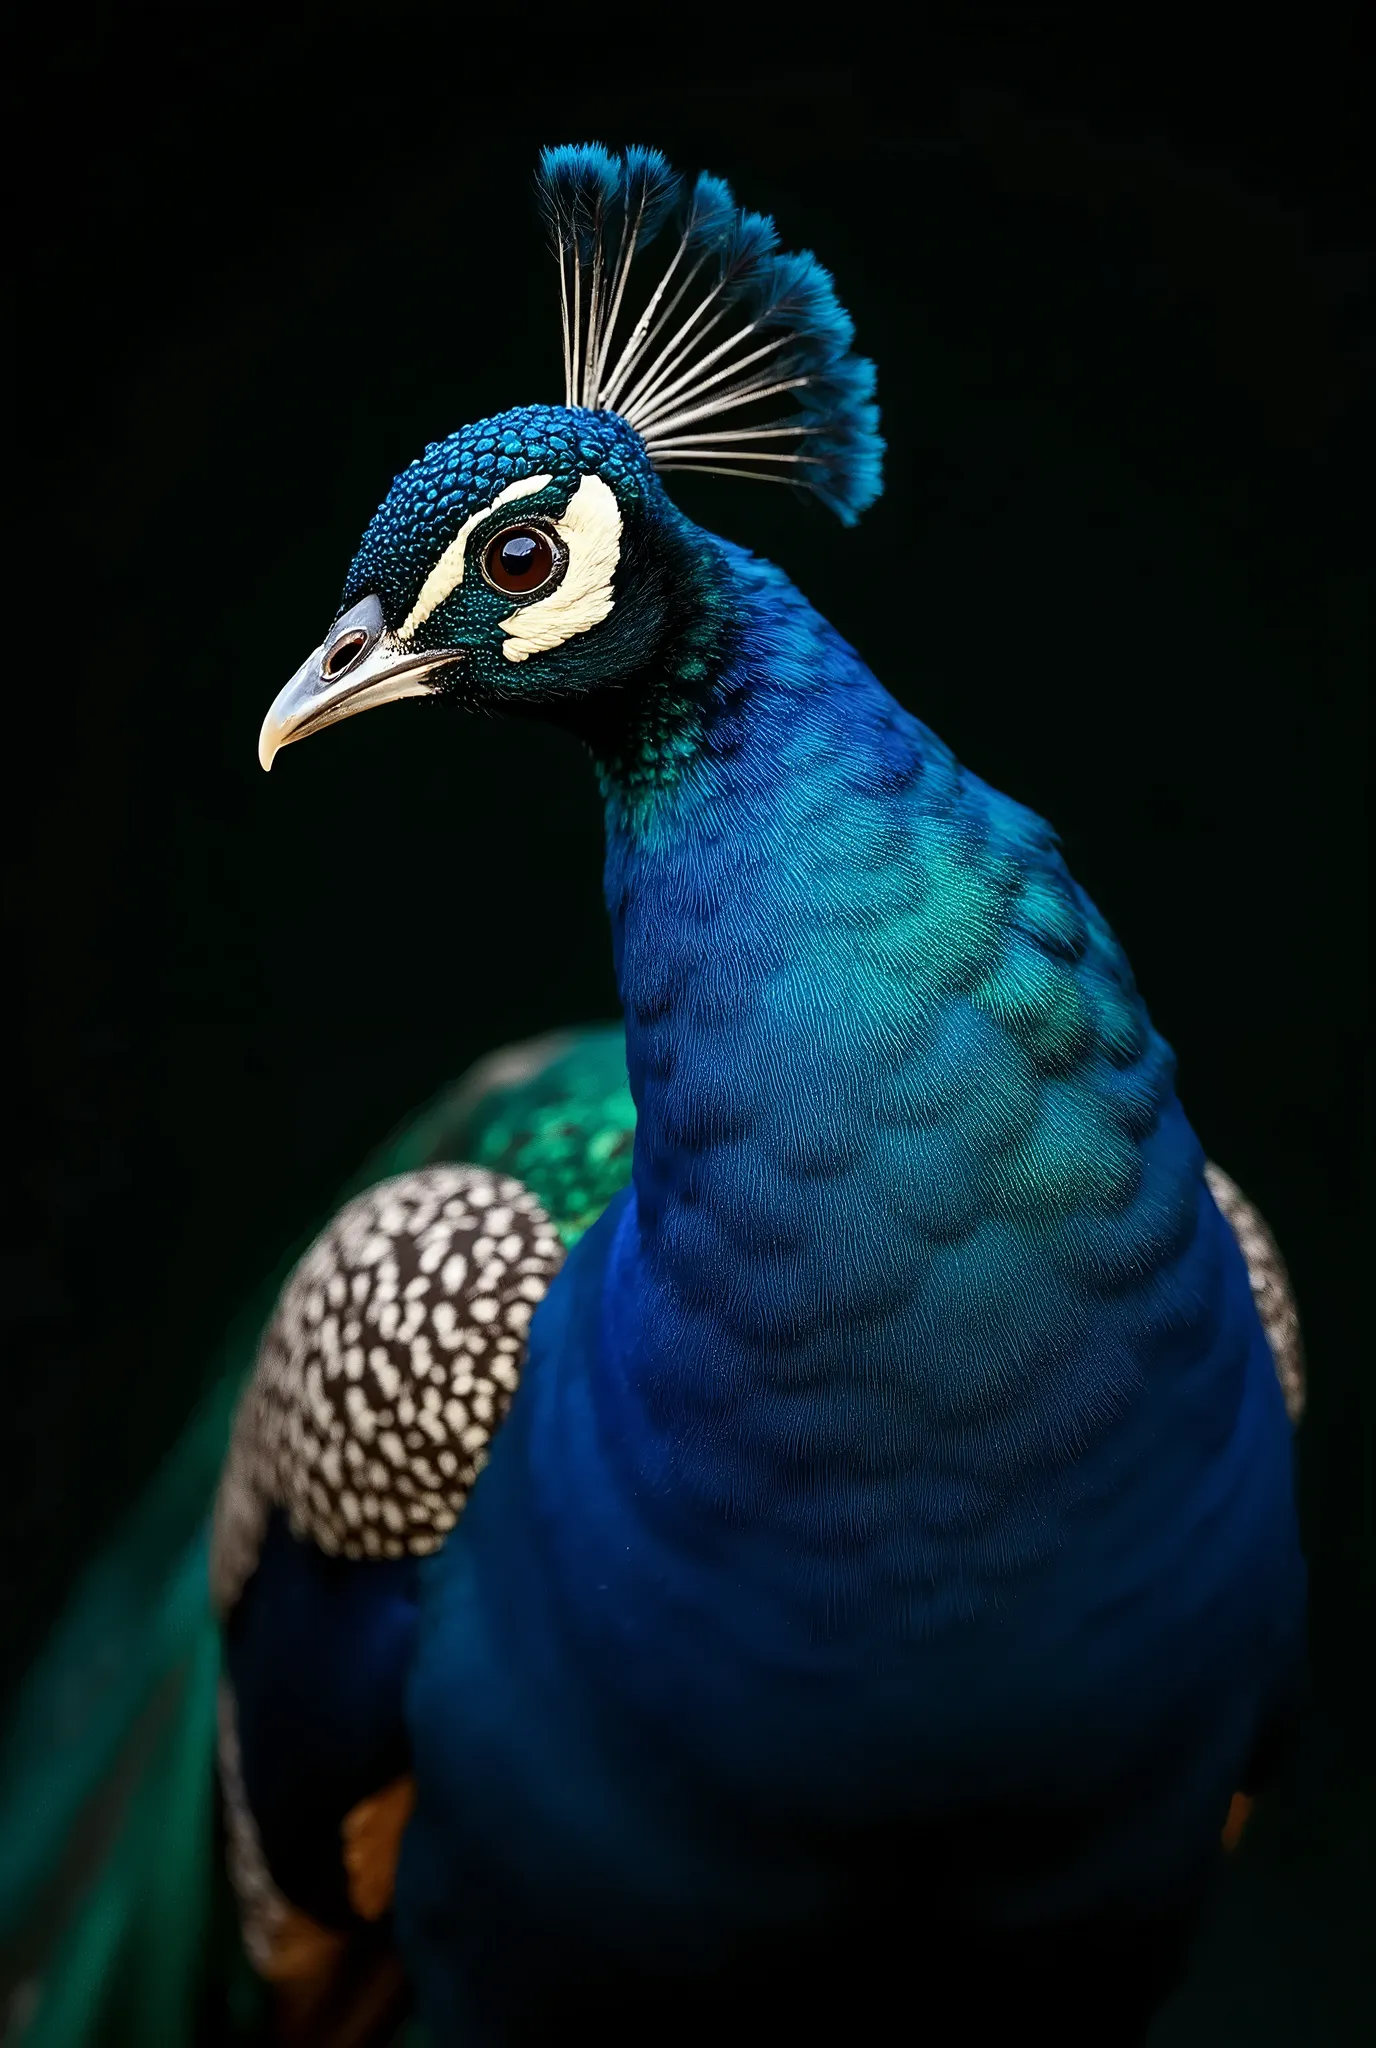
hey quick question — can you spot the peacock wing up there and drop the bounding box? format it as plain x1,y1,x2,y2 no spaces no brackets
213,1165,564,2039
1205,1162,1306,1425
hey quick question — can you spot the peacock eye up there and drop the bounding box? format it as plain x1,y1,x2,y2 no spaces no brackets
481,525,561,598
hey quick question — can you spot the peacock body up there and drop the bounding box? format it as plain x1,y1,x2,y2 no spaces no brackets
1,143,1306,2048
385,501,1304,2044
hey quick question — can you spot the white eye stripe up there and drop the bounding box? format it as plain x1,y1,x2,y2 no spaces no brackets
499,474,622,663
396,473,553,642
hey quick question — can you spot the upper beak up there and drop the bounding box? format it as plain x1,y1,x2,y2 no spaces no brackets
258,593,462,771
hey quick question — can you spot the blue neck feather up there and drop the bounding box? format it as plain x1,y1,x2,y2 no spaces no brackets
570,541,1217,1611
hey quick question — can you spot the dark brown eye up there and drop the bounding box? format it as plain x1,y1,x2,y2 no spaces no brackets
322,629,367,679
482,525,559,597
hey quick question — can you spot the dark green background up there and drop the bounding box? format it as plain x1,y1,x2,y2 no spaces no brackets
8,9,1370,2039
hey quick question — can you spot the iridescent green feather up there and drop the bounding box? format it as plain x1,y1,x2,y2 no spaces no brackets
393,1024,636,1245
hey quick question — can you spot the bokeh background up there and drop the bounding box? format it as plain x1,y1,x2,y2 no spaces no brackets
8,7,1370,2039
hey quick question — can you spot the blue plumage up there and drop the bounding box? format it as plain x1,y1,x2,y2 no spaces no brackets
227,143,1305,2044
394,549,1304,2038
226,1512,417,1927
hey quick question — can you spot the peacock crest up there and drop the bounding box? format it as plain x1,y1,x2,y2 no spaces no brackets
535,143,884,525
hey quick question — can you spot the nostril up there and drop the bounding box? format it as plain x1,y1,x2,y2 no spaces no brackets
323,630,368,680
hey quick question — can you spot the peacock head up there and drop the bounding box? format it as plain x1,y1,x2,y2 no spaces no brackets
259,145,883,771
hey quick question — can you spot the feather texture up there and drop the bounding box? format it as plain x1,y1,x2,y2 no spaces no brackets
535,145,883,523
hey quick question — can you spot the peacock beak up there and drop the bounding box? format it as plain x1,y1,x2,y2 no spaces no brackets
258,593,463,770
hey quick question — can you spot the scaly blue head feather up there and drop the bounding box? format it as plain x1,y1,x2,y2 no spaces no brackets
327,403,733,762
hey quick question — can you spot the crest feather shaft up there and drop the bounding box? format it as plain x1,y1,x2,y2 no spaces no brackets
535,145,884,524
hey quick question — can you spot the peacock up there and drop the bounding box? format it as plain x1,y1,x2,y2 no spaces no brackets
0,143,1307,2047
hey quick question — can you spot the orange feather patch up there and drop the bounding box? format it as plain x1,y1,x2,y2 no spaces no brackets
342,1775,417,1920
1221,1792,1254,1852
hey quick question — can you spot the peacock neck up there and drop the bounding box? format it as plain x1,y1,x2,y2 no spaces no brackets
602,553,960,1388
589,545,1203,1569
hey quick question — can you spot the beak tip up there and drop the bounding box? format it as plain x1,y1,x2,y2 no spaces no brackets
258,611,445,772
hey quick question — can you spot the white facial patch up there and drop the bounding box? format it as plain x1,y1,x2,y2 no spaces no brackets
396,472,552,643
499,473,622,663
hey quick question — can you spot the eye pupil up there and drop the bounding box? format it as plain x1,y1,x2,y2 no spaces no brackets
500,536,539,575
483,525,557,595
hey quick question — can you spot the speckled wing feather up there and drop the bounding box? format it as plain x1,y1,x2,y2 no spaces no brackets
206,1029,638,2033
212,1166,565,1609
212,1164,566,2011
1205,1162,1306,1424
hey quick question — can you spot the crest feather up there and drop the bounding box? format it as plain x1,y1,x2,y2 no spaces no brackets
534,144,884,524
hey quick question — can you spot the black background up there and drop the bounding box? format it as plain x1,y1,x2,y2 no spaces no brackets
7,7,1371,2038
